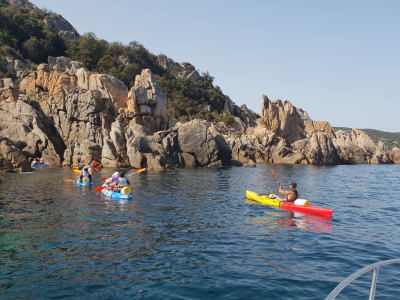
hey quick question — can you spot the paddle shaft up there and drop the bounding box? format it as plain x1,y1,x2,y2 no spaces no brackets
271,169,281,185
127,168,147,177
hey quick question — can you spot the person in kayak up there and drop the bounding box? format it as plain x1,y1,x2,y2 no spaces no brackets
118,173,129,186
78,167,92,183
116,172,130,191
102,172,120,191
275,182,298,202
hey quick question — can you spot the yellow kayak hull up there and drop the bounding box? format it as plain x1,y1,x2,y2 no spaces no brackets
245,190,281,207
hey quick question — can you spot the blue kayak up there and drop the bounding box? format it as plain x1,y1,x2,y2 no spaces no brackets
101,188,134,200
76,181,94,186
31,163,48,168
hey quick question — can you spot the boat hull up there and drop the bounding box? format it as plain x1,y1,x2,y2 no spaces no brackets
102,188,134,200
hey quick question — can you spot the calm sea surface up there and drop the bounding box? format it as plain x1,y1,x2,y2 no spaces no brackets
1,164,400,299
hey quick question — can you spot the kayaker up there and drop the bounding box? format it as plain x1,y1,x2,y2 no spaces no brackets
84,164,93,175
119,173,129,185
117,173,130,188
103,172,120,191
78,167,92,183
275,182,298,202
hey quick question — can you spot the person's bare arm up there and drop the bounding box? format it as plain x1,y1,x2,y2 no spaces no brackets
279,185,291,196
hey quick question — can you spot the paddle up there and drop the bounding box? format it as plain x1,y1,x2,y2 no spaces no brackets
127,168,147,177
65,175,80,183
96,185,105,193
271,168,281,185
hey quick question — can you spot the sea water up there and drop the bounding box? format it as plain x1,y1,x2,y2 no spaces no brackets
1,164,400,299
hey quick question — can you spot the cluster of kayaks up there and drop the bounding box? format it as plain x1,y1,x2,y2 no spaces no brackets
246,190,333,218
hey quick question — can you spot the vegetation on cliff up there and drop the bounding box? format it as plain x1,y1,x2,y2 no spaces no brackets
0,0,245,125
0,0,66,62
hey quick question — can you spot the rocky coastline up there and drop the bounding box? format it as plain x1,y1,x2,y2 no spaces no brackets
0,55,399,173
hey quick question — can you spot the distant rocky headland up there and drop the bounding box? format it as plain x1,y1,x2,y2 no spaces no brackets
0,0,399,172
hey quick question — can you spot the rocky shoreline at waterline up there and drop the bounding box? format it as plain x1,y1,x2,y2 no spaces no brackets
1,55,399,173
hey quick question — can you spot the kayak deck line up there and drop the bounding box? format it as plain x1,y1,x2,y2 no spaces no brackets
246,190,333,218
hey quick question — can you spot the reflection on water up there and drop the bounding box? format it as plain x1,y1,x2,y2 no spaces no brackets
247,200,332,232
1,164,400,299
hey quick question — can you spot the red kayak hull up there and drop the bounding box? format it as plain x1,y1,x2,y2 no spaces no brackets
279,202,333,218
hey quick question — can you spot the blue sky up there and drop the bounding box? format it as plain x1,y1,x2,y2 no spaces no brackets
31,0,400,132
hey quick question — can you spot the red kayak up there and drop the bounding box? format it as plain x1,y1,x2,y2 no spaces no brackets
246,190,333,218
280,201,333,218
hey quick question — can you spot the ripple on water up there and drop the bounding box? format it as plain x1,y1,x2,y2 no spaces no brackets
1,165,400,299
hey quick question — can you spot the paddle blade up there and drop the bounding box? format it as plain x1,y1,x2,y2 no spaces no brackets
100,177,108,182
95,186,104,193
271,169,280,183
64,179,74,182
135,168,147,174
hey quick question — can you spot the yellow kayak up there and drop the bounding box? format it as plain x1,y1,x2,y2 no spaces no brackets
246,190,333,217
245,190,280,207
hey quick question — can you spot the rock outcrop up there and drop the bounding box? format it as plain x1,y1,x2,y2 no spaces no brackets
217,95,396,166
44,14,79,40
126,69,168,132
179,62,201,81
124,120,228,170
0,53,397,172
0,56,233,171
5,0,79,40
0,137,31,172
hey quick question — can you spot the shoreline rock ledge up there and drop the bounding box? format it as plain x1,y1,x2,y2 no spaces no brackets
216,95,399,166
0,56,399,172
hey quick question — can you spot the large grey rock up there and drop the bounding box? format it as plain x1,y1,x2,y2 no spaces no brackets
177,119,220,166
44,15,79,40
303,132,340,165
48,56,86,74
145,153,166,171
100,139,118,167
179,62,201,81
391,147,400,164
65,140,102,167
0,137,31,172
179,152,196,168
127,69,168,132
0,100,64,166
